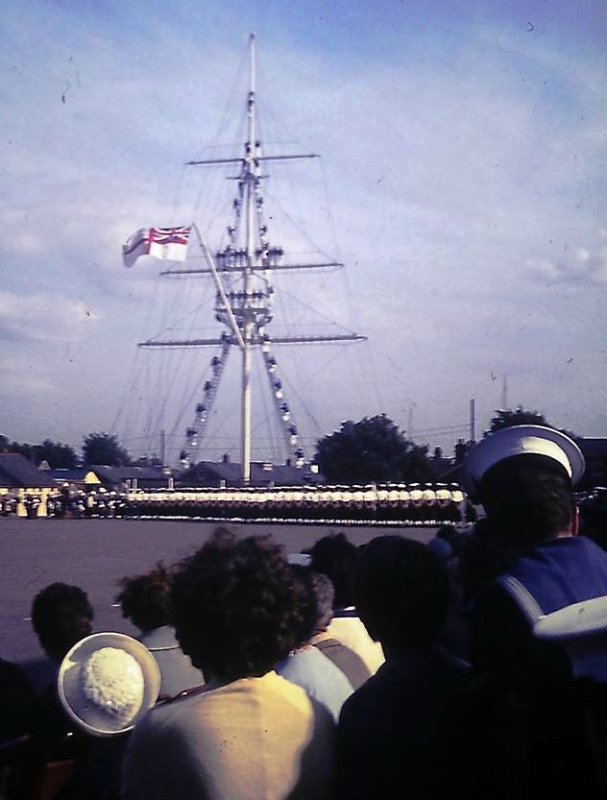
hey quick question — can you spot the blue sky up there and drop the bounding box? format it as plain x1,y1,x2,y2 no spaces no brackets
0,0,605,465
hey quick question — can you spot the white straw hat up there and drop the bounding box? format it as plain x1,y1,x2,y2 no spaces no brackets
461,425,585,497
58,632,161,737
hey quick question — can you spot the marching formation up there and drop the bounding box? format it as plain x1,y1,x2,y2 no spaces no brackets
120,484,465,524
2,483,465,525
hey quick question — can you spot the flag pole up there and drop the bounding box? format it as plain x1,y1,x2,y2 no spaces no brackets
192,224,245,351
240,32,257,485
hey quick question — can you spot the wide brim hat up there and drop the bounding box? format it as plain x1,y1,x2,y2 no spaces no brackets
58,632,161,737
461,425,585,498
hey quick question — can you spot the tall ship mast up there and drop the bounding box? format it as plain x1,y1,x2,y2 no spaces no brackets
127,35,365,484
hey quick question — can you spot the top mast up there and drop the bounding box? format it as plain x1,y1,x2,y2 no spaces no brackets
241,32,257,484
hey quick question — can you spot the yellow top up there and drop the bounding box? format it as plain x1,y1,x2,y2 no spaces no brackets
123,671,335,800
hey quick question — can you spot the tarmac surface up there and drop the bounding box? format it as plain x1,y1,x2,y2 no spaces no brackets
0,516,438,683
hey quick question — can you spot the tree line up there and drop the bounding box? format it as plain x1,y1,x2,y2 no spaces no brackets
0,433,130,470
1,406,562,481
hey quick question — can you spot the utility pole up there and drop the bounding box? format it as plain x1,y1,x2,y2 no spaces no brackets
469,398,476,443
407,403,415,439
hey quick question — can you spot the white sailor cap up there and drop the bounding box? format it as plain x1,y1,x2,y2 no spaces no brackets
422,488,436,505
409,488,423,506
461,425,585,497
287,552,312,567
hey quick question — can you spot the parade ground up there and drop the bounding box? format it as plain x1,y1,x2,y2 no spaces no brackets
0,516,437,681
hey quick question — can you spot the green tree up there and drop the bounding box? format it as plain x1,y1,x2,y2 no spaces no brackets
7,440,35,461
82,433,130,466
34,439,78,469
488,406,548,434
315,414,436,484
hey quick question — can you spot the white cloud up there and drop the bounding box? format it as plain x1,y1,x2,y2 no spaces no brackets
0,291,98,343
528,234,607,287
0,354,56,395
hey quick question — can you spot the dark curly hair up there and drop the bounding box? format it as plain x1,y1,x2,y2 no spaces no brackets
116,562,172,632
288,565,320,646
310,572,335,632
170,528,307,681
31,582,94,662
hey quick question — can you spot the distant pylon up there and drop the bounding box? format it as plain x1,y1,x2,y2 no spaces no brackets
469,398,476,443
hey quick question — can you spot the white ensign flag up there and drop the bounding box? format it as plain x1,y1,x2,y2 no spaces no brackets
123,226,191,267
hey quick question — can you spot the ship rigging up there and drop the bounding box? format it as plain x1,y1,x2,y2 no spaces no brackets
130,34,365,484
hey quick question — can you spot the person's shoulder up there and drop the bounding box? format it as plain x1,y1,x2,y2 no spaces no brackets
0,657,35,693
470,578,526,621
532,534,607,562
128,686,214,759
278,649,337,691
513,536,607,592
136,684,209,729
258,672,337,733
338,666,383,723
310,646,355,694
432,645,471,677
304,643,347,672
576,535,607,560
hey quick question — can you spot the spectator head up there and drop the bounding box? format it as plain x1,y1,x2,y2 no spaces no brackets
308,532,357,609
170,528,307,682
31,582,94,663
287,567,335,645
310,572,335,632
435,524,459,546
355,536,450,652
116,563,172,633
287,565,317,647
427,525,459,561
462,426,584,548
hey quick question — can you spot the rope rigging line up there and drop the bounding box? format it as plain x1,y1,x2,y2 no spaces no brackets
270,282,362,337
191,43,250,166
255,351,283,463
147,266,220,443
252,63,331,258
263,185,339,264
169,366,208,447
139,276,205,435
271,356,328,440
110,345,145,435
181,341,232,463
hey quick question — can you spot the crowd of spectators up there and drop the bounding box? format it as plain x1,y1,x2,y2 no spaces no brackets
1,425,607,799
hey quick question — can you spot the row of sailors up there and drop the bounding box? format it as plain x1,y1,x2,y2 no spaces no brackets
0,491,122,519
125,485,464,505
215,246,284,269
35,490,123,519
6,486,464,522
122,486,464,522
